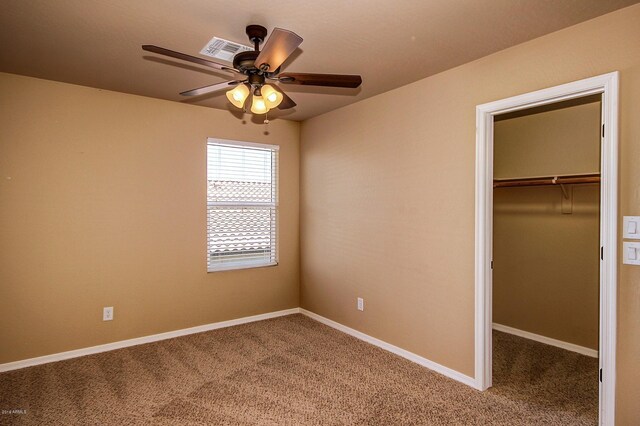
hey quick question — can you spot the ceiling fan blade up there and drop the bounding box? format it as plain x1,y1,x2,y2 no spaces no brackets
254,28,303,72
278,73,362,88
142,45,237,72
278,92,297,110
272,86,296,110
180,80,242,96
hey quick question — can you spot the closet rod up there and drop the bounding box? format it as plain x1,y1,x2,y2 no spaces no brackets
493,173,600,188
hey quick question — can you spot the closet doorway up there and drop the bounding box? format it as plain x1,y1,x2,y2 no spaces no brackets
493,95,601,423
474,72,619,426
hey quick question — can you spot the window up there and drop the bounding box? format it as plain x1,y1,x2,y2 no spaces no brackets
207,138,279,272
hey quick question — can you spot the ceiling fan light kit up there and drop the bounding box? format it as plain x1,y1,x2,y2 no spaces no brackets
225,83,250,108
250,93,268,114
260,84,283,109
142,24,362,120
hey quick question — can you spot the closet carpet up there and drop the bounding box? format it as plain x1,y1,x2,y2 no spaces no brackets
0,314,598,425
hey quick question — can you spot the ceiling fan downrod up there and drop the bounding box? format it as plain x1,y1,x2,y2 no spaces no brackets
245,24,267,52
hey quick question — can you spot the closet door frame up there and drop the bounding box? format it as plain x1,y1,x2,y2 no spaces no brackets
474,72,619,426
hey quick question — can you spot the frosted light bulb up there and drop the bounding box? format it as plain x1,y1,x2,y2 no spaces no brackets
225,84,250,109
260,84,283,109
251,95,269,114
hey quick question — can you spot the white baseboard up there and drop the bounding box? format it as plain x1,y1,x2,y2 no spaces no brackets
492,323,598,358
1,306,480,392
0,308,301,372
300,309,479,390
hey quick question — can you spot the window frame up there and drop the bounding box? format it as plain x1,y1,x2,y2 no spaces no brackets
206,137,279,272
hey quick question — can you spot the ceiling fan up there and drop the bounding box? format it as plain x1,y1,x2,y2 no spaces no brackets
142,25,362,116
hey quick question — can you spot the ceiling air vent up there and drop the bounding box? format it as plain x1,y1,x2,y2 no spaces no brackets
200,37,252,62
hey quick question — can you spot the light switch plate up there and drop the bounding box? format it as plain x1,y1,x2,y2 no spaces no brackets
623,216,640,239
623,242,640,265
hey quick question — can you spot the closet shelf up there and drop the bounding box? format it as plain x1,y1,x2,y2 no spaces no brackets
493,173,600,188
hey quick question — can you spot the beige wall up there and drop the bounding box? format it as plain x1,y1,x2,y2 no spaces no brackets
493,185,600,349
300,5,640,423
494,101,601,179
493,102,600,350
0,72,300,364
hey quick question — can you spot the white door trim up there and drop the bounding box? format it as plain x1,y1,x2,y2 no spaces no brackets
474,72,618,426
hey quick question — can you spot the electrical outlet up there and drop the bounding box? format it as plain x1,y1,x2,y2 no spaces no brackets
103,306,114,321
357,297,364,311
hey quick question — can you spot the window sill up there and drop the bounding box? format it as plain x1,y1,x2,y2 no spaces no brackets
208,261,278,273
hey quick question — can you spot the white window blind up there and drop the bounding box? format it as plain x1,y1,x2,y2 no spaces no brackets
207,139,279,272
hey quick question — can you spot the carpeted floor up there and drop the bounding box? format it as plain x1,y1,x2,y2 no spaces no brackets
0,314,598,425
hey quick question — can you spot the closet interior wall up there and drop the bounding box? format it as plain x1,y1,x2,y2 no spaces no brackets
493,99,601,351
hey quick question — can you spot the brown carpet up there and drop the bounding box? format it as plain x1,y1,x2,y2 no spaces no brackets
0,314,598,425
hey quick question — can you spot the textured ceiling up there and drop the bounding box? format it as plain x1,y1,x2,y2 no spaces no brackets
1,0,638,121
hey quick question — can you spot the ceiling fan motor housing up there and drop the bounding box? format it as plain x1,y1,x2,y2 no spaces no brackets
233,56,280,84
233,26,280,79
233,50,259,72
